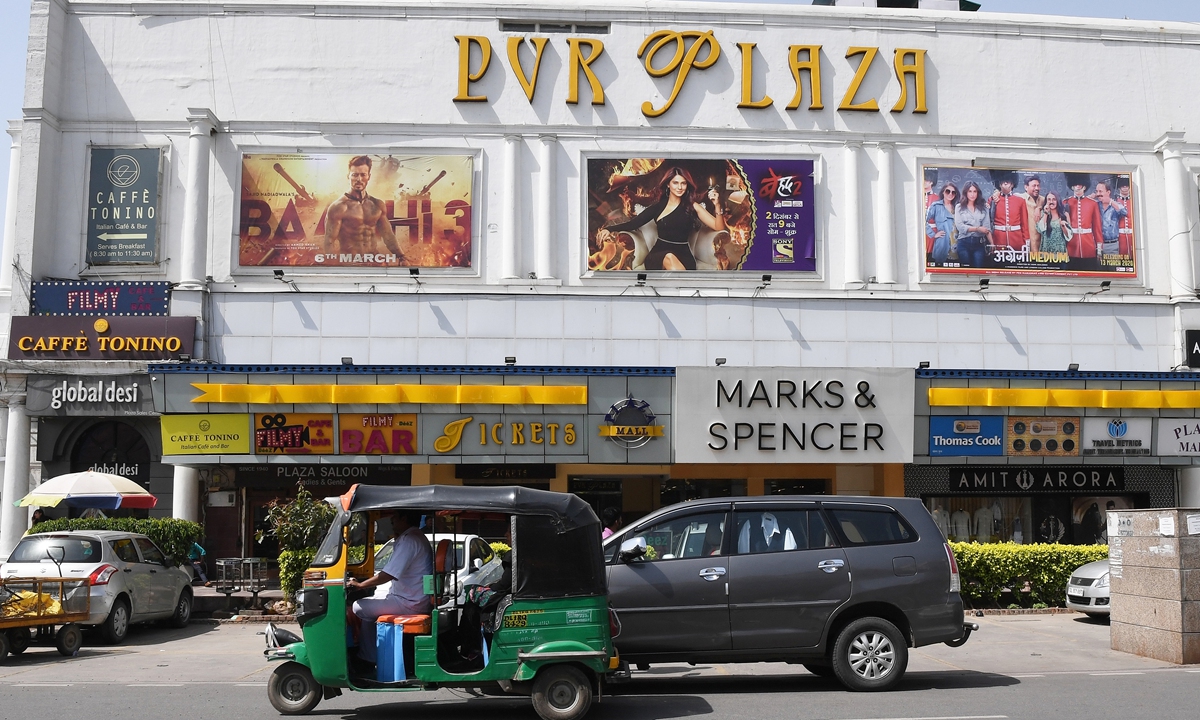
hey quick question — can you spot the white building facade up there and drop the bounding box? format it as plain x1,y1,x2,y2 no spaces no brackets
3,0,1200,556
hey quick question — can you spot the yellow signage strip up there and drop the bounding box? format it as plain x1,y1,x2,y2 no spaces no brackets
191,383,587,406
929,387,1200,409
598,425,665,437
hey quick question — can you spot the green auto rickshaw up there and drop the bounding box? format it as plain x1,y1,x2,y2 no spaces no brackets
264,484,617,720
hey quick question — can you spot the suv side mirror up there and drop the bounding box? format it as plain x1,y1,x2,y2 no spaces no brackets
618,537,647,563
473,558,483,571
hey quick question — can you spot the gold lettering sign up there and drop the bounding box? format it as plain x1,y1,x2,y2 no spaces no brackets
450,33,928,117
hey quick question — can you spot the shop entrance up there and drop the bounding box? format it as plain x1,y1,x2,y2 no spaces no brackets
68,420,153,518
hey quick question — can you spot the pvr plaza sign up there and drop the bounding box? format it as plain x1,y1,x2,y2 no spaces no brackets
674,368,915,463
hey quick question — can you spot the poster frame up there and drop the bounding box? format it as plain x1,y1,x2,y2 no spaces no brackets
80,144,167,272
578,151,824,281
231,146,483,278
916,158,1142,283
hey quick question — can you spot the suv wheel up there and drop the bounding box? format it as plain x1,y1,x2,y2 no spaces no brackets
101,597,131,644
831,617,908,692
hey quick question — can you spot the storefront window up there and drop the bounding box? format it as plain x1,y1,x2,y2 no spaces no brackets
925,495,1139,545
765,479,829,495
660,479,747,507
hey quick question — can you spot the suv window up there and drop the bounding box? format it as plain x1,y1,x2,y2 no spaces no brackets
634,511,727,561
472,538,494,566
827,508,916,546
733,509,810,553
110,538,140,563
134,537,167,564
8,536,101,564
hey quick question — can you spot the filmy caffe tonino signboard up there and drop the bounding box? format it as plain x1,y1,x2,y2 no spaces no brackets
8,316,195,360
674,367,915,463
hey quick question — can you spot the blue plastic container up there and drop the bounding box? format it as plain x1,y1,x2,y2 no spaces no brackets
376,621,406,682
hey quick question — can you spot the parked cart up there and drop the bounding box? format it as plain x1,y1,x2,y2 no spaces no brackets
0,576,90,662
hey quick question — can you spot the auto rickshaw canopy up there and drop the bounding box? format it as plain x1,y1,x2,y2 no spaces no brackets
334,484,606,600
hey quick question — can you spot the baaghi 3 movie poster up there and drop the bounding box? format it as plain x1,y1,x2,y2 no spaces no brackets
586,158,816,272
922,164,1137,278
238,153,473,269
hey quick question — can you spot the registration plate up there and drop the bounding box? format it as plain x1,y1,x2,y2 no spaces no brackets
1067,588,1085,598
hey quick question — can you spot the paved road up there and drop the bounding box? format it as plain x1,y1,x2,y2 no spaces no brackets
2,614,1198,719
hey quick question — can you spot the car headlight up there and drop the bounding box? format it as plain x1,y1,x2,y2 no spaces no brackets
1096,572,1110,589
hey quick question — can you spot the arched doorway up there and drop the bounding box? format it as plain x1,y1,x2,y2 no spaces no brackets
69,421,153,517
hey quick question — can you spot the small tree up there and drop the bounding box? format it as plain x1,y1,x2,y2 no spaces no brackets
258,483,338,553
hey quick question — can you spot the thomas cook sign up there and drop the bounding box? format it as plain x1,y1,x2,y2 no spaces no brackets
675,367,914,463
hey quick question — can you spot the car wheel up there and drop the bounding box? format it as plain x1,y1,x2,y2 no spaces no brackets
101,597,131,644
169,590,192,628
803,662,836,679
0,630,9,664
832,617,909,692
56,624,83,656
268,662,322,715
531,665,593,720
7,628,31,655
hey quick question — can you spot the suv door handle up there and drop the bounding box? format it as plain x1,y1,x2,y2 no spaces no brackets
817,559,845,573
699,567,726,581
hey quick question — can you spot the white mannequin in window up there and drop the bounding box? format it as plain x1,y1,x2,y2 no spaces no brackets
930,503,951,539
950,508,972,541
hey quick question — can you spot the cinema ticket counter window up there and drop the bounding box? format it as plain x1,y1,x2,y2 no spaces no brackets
923,495,1144,545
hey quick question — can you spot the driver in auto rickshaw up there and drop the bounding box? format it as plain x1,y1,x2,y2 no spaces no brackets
346,510,433,666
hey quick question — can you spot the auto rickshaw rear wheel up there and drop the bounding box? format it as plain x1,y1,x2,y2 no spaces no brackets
0,631,9,664
56,624,82,656
531,665,592,720
7,628,31,654
268,661,322,715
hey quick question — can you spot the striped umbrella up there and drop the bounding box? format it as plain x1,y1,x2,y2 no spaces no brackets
17,471,157,510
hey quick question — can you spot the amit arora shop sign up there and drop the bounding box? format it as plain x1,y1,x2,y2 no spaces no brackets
674,367,914,463
928,416,1004,456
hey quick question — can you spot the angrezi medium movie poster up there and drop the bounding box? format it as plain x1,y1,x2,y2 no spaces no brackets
922,164,1136,278
587,158,816,272
238,153,473,268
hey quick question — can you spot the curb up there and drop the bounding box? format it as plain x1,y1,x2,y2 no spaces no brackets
967,608,1082,616
194,615,298,624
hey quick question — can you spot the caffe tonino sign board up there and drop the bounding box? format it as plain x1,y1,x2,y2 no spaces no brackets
948,466,1125,494
674,367,915,463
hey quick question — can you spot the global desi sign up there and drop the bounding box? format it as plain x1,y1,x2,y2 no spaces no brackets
928,416,1004,457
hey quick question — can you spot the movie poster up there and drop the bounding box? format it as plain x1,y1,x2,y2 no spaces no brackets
238,153,473,268
586,158,816,272
922,165,1136,278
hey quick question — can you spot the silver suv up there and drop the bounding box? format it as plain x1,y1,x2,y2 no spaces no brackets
604,496,971,691
1,531,193,643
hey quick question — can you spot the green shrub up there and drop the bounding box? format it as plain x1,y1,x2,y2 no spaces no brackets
278,548,317,600
949,542,1108,607
29,517,204,565
258,484,338,553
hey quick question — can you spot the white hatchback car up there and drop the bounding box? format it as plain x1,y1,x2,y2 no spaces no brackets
1066,559,1110,618
1,531,193,643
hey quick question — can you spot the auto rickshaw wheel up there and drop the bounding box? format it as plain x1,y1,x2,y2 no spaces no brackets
0,630,9,664
56,624,83,656
8,628,31,655
268,661,322,715
531,665,592,720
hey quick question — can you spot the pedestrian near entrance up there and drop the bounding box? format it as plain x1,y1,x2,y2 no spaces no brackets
601,506,623,539
30,508,48,527
188,542,210,585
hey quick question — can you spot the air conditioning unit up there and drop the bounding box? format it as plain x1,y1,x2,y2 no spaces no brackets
207,491,236,507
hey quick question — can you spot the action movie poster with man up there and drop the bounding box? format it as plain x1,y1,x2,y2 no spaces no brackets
238,153,473,268
922,164,1137,278
586,158,816,272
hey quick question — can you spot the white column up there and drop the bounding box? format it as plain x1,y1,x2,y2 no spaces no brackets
0,400,31,559
1,120,22,292
872,143,897,284
171,465,201,522
178,109,218,290
843,143,864,285
535,135,556,280
501,135,520,279
1157,132,1195,299
1180,467,1200,508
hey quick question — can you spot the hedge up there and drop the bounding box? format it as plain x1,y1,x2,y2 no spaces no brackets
29,517,204,566
950,541,1108,607
279,548,318,600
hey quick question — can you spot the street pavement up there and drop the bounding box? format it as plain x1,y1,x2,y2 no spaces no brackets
2,613,1199,719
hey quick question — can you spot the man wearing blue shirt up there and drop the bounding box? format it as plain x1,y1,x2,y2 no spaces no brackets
1095,180,1128,258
